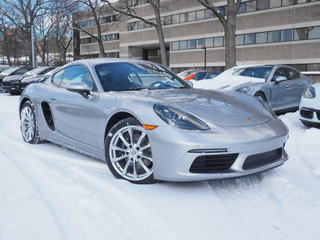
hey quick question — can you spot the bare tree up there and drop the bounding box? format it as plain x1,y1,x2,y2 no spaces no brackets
70,0,114,58
104,0,168,67
50,0,75,65
197,0,242,69
0,0,53,67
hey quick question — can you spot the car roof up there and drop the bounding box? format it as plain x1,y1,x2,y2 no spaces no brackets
65,58,153,69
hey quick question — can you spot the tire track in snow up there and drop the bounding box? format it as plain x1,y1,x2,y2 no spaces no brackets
203,112,320,240
0,151,64,240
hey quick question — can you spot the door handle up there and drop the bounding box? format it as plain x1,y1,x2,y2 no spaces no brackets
299,83,304,86
286,85,291,88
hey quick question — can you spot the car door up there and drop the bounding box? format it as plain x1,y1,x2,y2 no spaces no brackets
48,65,101,147
285,67,308,107
269,67,292,111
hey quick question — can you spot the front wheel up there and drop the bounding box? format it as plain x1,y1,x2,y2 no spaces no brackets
105,117,154,184
20,101,42,144
254,92,267,102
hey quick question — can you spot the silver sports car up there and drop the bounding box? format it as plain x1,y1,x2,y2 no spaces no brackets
20,59,289,183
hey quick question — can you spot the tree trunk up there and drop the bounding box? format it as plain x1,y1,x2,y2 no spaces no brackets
151,1,167,67
225,0,237,69
225,3,237,69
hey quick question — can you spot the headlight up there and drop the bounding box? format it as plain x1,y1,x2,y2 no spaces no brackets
303,86,316,99
153,104,210,130
236,86,250,93
257,97,277,119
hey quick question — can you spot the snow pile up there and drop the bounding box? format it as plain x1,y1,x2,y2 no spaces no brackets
0,95,320,240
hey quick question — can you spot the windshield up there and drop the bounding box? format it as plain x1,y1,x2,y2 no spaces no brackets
1,67,19,75
95,62,190,92
233,66,273,81
193,72,207,80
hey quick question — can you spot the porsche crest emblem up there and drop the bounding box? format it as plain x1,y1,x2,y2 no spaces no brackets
246,116,252,121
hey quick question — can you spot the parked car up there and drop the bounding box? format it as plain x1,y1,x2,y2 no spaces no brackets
299,83,320,127
178,70,220,81
20,58,288,184
0,66,33,93
193,65,313,113
0,66,10,73
2,66,56,94
20,67,59,93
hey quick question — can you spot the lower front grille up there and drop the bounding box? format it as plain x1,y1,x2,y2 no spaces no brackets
243,148,283,170
190,154,239,173
300,109,313,119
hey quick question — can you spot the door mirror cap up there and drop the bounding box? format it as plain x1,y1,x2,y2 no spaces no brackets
66,81,91,98
274,76,287,84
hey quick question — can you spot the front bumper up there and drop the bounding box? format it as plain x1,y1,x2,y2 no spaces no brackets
299,96,320,125
148,119,289,181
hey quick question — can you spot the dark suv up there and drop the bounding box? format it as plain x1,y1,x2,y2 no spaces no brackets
0,66,33,93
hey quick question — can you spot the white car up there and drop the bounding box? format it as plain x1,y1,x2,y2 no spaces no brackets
299,83,320,127
193,65,313,113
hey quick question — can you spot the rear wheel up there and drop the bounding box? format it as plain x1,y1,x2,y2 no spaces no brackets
20,101,42,144
105,117,154,184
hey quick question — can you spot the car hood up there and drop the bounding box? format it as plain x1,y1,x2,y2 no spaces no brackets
119,88,271,127
3,74,26,82
21,75,48,83
193,75,265,91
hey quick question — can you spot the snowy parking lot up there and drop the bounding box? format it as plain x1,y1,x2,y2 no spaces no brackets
1,94,320,240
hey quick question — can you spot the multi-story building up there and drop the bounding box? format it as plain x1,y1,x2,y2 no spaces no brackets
73,0,320,73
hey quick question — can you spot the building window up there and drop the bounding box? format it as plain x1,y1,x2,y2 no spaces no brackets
196,39,205,48
188,39,196,49
172,14,179,24
204,9,214,19
256,32,268,43
281,29,293,41
246,1,256,12
180,40,187,50
205,38,214,48
214,37,224,47
256,0,269,10
171,25,320,51
270,0,281,8
268,30,281,42
294,28,309,40
180,13,188,23
172,41,179,51
245,33,256,45
238,3,246,13
196,10,205,20
217,6,225,15
309,26,320,39
236,34,244,45
188,11,196,21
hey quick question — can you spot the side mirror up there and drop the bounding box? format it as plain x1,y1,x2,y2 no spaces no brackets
66,81,91,98
273,76,287,84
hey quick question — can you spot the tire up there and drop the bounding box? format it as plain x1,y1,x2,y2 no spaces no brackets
0,84,5,93
20,101,42,144
254,92,267,102
105,117,154,184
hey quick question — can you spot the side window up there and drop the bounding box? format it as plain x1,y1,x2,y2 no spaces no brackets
208,72,219,79
52,69,64,87
285,68,300,80
273,68,287,80
15,68,29,75
60,65,94,90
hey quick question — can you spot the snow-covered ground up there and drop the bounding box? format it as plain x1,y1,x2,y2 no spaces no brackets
1,94,320,240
